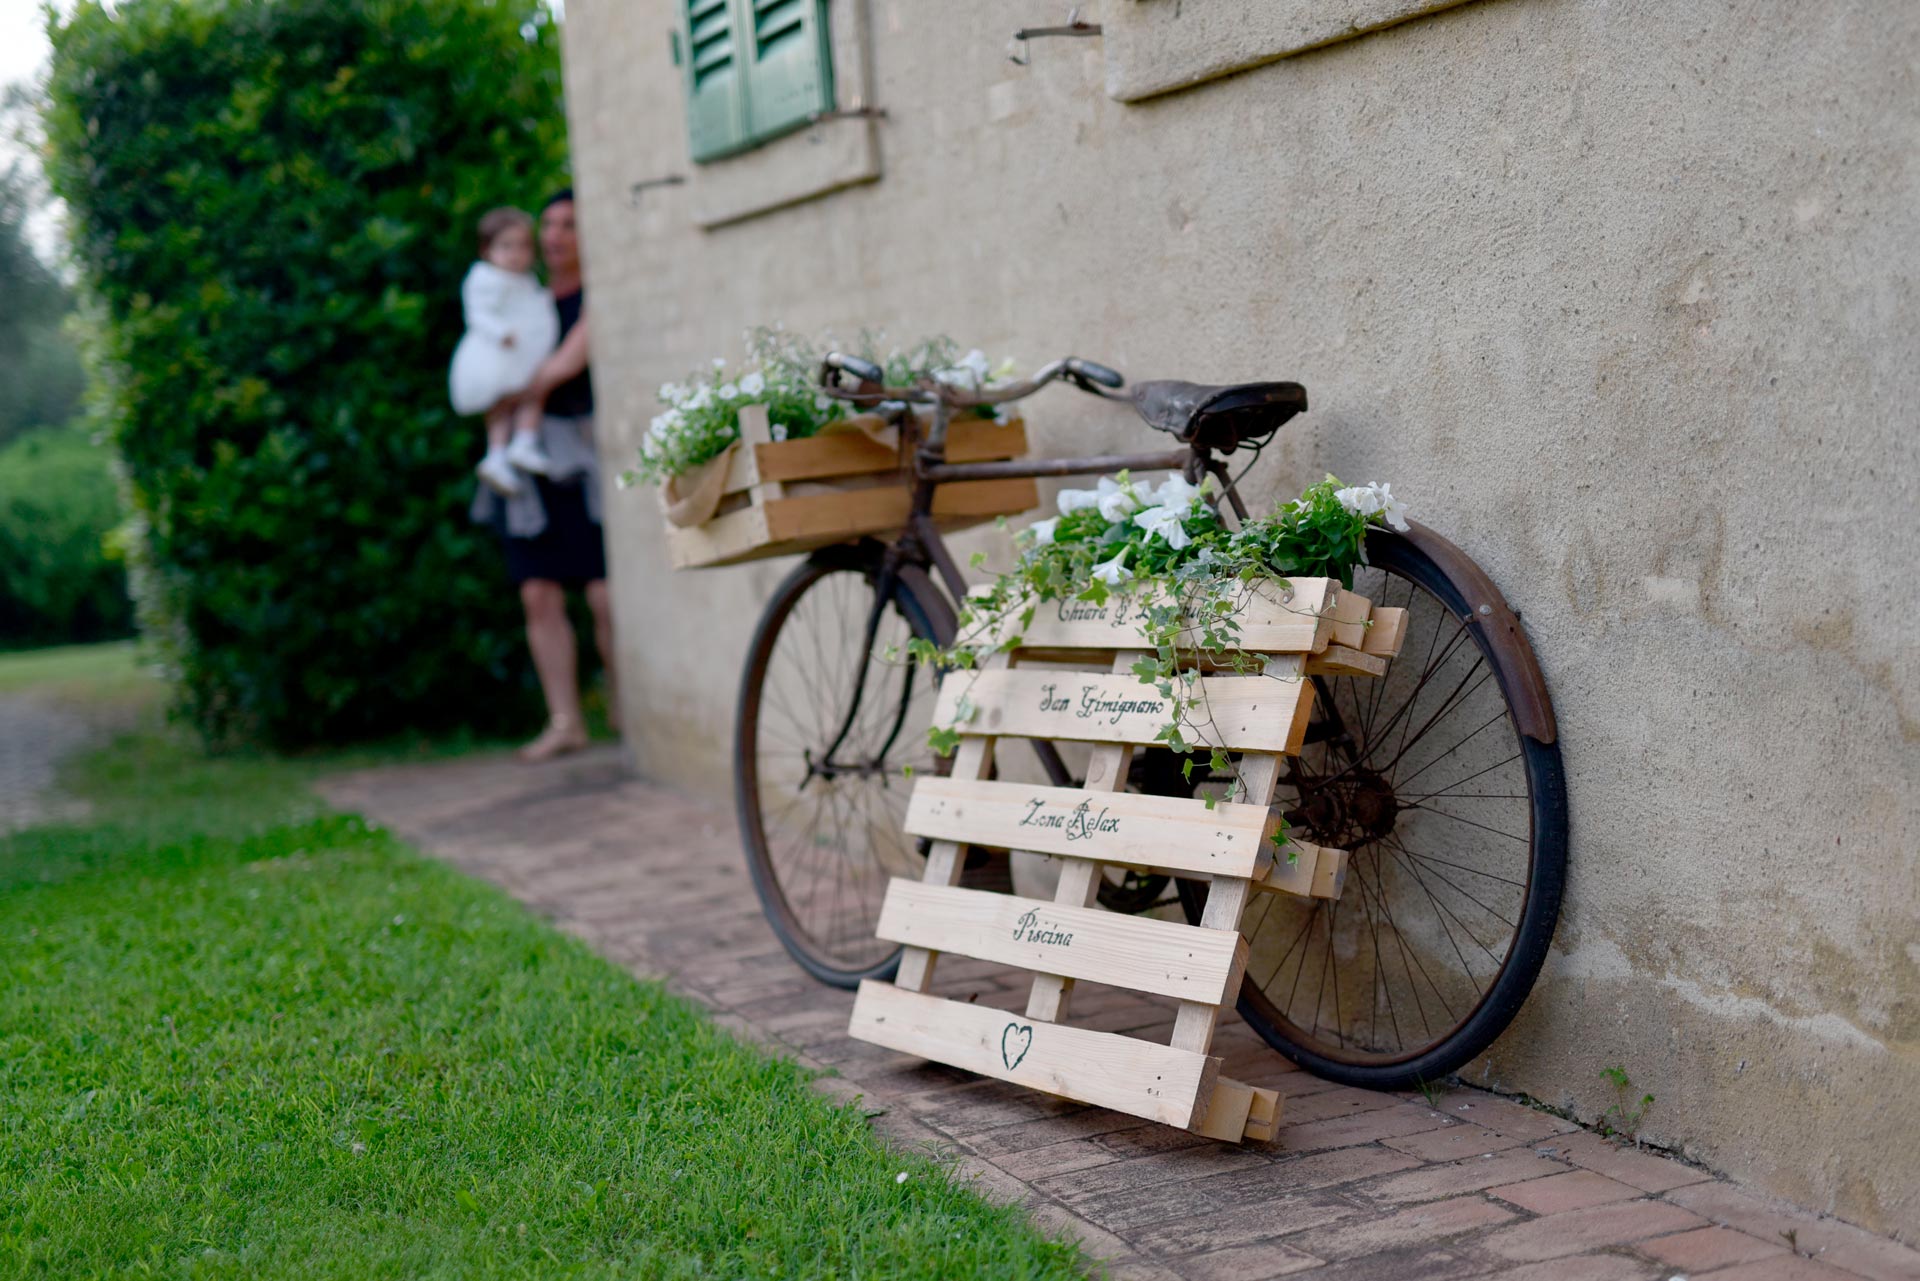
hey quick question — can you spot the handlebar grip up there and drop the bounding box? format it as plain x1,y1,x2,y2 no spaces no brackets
1065,357,1125,389
824,352,886,385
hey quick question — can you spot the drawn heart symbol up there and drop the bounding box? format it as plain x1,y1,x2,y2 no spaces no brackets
1001,1022,1034,1071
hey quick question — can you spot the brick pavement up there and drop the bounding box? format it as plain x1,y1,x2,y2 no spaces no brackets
318,748,1920,1281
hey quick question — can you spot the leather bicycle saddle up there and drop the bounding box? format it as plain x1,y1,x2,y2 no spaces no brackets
1130,380,1308,453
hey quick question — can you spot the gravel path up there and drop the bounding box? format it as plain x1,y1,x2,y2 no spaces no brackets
0,691,106,834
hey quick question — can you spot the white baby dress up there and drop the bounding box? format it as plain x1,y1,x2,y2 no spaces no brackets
448,261,561,416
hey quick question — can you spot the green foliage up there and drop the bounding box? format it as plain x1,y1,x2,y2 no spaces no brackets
0,724,1086,1279
1600,1065,1654,1140
0,161,85,450
0,427,133,649
43,0,570,745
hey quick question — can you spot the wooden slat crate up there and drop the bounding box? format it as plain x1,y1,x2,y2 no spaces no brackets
666,405,1040,569
847,575,1409,1143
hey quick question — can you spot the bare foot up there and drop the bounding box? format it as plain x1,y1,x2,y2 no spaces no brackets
517,714,588,762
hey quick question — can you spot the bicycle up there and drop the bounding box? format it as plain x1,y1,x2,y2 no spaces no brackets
732,354,1566,1090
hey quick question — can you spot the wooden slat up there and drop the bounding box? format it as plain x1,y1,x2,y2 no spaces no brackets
1170,752,1282,1055
1244,1085,1282,1141
1361,606,1408,658
989,577,1338,656
1025,657,1139,1024
1254,838,1348,900
722,416,1029,492
895,654,1005,994
666,477,1037,569
763,477,1039,545
875,881,1247,1005
1326,588,1373,650
930,668,1316,755
1305,645,1388,678
850,980,1220,1129
904,776,1279,881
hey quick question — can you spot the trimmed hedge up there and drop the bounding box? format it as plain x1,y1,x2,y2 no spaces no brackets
45,0,570,744
0,427,133,649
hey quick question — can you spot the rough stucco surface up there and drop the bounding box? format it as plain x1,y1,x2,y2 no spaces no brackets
561,0,1920,1236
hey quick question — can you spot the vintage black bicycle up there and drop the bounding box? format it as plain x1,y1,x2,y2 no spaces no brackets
732,354,1565,1089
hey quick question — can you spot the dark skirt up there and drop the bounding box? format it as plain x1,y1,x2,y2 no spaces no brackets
503,476,607,588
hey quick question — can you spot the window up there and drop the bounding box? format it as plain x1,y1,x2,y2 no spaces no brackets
681,0,834,162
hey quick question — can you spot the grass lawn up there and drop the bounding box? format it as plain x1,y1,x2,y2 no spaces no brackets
0,650,1086,1279
0,640,150,701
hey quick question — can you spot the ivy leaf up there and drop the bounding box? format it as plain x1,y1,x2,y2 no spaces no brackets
1130,657,1158,682
927,726,962,757
969,551,988,569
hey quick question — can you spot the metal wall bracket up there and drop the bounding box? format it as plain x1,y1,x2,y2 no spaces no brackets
629,174,687,206
1010,7,1102,64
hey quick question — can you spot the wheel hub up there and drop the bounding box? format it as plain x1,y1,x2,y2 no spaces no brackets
1287,768,1400,848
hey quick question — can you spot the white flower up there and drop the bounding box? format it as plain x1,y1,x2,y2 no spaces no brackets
933,348,992,389
1026,517,1059,546
1374,482,1410,532
1090,549,1133,586
1150,473,1203,511
711,357,727,370
718,382,739,400
771,422,789,442
1133,504,1191,550
688,385,713,410
1334,481,1411,532
815,393,835,412
1095,476,1141,523
1057,487,1100,515
739,371,766,397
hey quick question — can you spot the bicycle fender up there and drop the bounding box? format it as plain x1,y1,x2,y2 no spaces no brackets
1386,521,1559,746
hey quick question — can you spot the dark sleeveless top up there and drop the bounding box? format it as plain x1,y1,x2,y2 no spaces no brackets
545,289,593,418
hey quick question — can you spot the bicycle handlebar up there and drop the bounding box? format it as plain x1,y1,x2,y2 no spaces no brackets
819,352,1127,410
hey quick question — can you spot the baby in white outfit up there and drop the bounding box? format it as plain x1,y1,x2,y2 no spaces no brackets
449,207,560,496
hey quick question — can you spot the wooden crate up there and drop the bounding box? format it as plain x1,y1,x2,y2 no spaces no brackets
847,578,1409,1142
666,405,1040,569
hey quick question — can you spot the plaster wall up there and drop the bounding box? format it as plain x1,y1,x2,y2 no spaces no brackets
559,0,1919,1235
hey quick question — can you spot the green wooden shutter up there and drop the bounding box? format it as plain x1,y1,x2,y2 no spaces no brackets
740,0,833,140
683,0,744,161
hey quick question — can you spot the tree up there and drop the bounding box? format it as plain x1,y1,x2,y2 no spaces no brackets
45,0,570,743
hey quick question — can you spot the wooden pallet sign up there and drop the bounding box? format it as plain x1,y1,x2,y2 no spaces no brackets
847,580,1408,1142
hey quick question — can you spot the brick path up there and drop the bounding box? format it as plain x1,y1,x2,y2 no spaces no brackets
319,749,1920,1281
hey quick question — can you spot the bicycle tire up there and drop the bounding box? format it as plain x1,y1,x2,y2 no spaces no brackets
1174,526,1568,1090
734,543,952,989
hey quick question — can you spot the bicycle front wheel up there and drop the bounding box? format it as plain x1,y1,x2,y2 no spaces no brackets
734,545,950,988
1179,525,1568,1089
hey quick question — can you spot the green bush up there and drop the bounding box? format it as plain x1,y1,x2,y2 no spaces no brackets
44,0,570,745
0,427,134,649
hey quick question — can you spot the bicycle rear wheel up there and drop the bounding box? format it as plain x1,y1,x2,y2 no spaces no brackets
734,545,950,988
1178,526,1567,1089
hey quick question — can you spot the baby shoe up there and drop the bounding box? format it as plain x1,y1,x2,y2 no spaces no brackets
477,451,524,496
505,433,553,476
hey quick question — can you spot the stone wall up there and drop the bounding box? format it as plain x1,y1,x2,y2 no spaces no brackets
559,0,1919,1235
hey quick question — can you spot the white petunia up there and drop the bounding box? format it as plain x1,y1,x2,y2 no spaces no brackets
739,371,766,397
1095,476,1142,523
712,357,727,370
1057,487,1100,515
1133,504,1191,550
771,422,789,442
1026,517,1059,546
1373,482,1411,532
1150,473,1203,511
1334,481,1411,532
718,382,739,400
1090,549,1133,586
